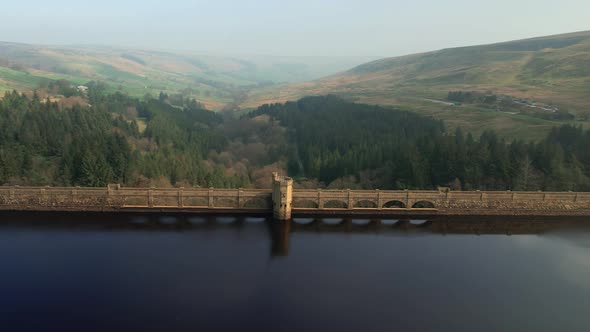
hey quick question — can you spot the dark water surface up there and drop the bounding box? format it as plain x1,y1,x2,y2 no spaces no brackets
1,213,590,331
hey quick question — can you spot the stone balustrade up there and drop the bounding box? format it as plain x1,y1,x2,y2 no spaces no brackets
1,180,590,220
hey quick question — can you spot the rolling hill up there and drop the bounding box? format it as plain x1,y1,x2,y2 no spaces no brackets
2,32,589,141
0,42,376,110
244,31,590,140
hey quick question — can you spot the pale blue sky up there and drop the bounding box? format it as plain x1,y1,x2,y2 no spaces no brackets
1,0,588,56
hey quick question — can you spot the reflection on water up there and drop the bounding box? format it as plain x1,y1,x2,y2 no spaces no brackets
0,212,590,331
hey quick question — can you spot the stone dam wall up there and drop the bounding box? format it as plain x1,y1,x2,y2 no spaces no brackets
0,185,589,218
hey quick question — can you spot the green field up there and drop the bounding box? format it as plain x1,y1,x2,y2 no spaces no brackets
0,42,375,109
389,97,590,141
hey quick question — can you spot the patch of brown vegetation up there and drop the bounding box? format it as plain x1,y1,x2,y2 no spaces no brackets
199,99,223,110
58,96,89,109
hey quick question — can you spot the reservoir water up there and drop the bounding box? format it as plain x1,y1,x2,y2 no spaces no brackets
0,213,589,331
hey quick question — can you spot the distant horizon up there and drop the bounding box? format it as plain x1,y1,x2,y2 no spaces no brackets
1,29,589,60
1,0,589,57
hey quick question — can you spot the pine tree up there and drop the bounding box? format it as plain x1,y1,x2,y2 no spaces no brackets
80,153,113,187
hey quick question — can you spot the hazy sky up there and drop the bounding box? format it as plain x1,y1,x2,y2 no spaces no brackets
1,0,588,57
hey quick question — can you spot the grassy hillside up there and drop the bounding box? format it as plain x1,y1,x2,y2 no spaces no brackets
0,42,375,110
244,31,590,140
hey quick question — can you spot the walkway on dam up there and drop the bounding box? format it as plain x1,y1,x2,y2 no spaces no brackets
0,173,589,219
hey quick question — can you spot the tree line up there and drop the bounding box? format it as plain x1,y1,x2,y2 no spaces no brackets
1,90,589,191
252,95,590,191
0,89,247,188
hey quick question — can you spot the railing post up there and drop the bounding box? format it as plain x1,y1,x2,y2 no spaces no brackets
405,189,409,208
71,188,77,205
75,186,81,205
376,189,381,210
106,184,121,208
41,187,47,204
318,189,323,210
208,187,214,208
178,187,184,208
347,189,353,210
238,188,243,208
148,187,154,208
9,186,15,200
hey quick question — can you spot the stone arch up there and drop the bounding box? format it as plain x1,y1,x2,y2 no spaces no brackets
351,219,372,225
409,220,430,226
383,200,406,208
381,219,400,225
323,200,348,209
411,201,435,208
243,196,272,209
244,217,266,223
292,199,319,209
215,198,238,208
292,218,316,225
354,200,378,208
321,218,346,225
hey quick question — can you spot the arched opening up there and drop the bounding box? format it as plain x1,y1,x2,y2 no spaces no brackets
383,200,406,208
292,218,315,225
243,197,272,209
412,201,435,209
409,219,431,226
292,200,319,209
323,200,348,209
322,218,345,225
381,219,399,225
354,200,378,208
351,219,372,225
215,198,238,208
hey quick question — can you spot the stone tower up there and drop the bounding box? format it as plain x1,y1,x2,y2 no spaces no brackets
272,172,293,220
